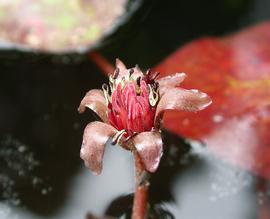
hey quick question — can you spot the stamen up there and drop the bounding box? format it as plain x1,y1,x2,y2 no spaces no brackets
109,80,114,93
112,129,126,145
145,69,151,75
120,78,125,88
124,133,138,143
136,77,141,86
109,75,114,84
102,83,111,105
148,85,159,106
151,82,159,91
129,69,134,76
102,83,108,91
113,67,120,79
136,77,142,95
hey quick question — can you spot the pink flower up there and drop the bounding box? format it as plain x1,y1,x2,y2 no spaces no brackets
79,59,212,175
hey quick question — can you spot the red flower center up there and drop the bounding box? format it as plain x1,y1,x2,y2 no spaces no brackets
108,79,156,136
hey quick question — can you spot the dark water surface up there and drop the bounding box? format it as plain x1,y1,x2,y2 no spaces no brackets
1,0,270,218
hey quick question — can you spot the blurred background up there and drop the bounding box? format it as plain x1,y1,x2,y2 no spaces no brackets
0,0,270,218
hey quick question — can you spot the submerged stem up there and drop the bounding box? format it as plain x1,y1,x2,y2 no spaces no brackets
132,151,150,219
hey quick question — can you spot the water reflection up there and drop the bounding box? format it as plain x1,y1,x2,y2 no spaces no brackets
0,55,108,216
170,142,257,219
0,145,133,219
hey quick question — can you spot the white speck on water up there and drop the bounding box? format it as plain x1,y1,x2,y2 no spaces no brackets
18,146,26,153
171,135,257,219
32,177,43,186
0,134,43,207
257,191,266,205
212,163,251,200
208,159,253,201
212,114,224,123
18,170,24,176
187,138,254,202
41,188,48,195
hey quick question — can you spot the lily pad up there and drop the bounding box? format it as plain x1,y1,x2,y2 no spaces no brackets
0,0,138,53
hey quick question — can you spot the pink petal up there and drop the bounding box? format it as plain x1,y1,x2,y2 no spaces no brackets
158,73,187,95
115,58,131,80
80,121,117,175
131,131,163,172
155,88,212,126
78,89,108,122
116,58,127,71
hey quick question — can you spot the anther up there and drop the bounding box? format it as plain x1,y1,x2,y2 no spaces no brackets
136,77,141,86
129,69,134,76
112,130,126,145
145,69,151,75
102,84,111,105
113,68,120,79
102,83,108,90
148,85,159,106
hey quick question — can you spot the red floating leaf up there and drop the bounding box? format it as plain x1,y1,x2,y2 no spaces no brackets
154,21,270,179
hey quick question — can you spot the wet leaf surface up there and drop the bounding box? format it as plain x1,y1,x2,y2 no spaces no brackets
0,0,131,53
154,21,270,180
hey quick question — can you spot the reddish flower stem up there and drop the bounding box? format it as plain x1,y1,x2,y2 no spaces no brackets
88,51,114,75
132,151,149,219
